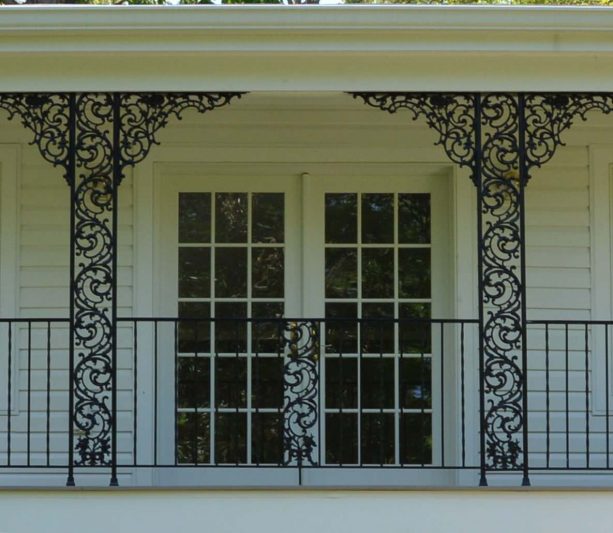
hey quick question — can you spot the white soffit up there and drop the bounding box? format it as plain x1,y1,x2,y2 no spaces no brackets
0,5,613,91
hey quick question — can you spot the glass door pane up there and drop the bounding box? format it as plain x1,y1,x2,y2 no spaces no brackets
323,191,433,466
176,191,286,465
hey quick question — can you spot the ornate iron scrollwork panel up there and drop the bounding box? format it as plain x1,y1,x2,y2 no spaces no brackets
523,93,613,174
72,93,116,466
281,320,320,467
118,93,244,180
479,94,525,470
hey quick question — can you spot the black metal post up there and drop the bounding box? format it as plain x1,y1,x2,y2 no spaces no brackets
110,94,121,487
474,94,488,487
517,94,531,487
66,93,77,487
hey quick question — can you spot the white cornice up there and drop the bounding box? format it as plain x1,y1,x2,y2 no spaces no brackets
0,5,613,90
0,5,612,55
1,5,613,33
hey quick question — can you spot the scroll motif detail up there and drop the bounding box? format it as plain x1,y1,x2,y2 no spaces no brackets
524,94,613,175
118,93,244,181
480,94,524,469
281,321,319,466
351,93,477,182
73,93,115,465
0,94,71,182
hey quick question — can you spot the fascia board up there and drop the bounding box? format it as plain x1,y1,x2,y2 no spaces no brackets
0,5,613,54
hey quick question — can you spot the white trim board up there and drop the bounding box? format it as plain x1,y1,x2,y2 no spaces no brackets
586,145,613,414
0,144,21,414
0,145,19,319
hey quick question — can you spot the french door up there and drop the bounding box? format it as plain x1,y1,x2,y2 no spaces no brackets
155,165,451,478
156,171,301,469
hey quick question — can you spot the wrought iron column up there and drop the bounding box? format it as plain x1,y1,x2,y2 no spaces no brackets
351,92,530,484
0,92,242,486
65,94,118,485
66,93,244,486
351,91,613,485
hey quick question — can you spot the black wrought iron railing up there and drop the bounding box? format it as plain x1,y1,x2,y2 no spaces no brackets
0,317,481,484
525,320,613,472
4,316,613,486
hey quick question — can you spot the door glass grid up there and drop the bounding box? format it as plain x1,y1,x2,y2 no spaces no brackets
323,192,432,465
176,192,285,465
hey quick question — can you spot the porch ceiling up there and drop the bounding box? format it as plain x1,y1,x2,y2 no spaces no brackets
2,5,613,92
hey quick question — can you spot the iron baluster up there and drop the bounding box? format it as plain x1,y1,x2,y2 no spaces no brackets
607,324,610,469
518,93,531,486
474,94,487,487
545,323,551,469
46,321,52,467
110,93,121,487
281,320,320,469
67,93,76,486
585,324,590,468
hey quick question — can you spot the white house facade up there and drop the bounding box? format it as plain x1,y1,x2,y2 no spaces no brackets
3,5,613,532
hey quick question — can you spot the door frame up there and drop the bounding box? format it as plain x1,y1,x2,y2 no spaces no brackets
133,160,477,486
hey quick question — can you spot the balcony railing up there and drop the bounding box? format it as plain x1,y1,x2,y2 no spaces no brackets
1,316,613,486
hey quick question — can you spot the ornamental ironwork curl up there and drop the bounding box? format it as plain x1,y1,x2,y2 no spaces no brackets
281,321,319,466
480,94,525,470
118,93,244,181
351,93,477,183
0,94,71,182
281,320,320,361
72,93,115,466
524,94,613,175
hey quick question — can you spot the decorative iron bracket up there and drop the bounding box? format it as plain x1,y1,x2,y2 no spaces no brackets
352,93,478,183
523,94,613,177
